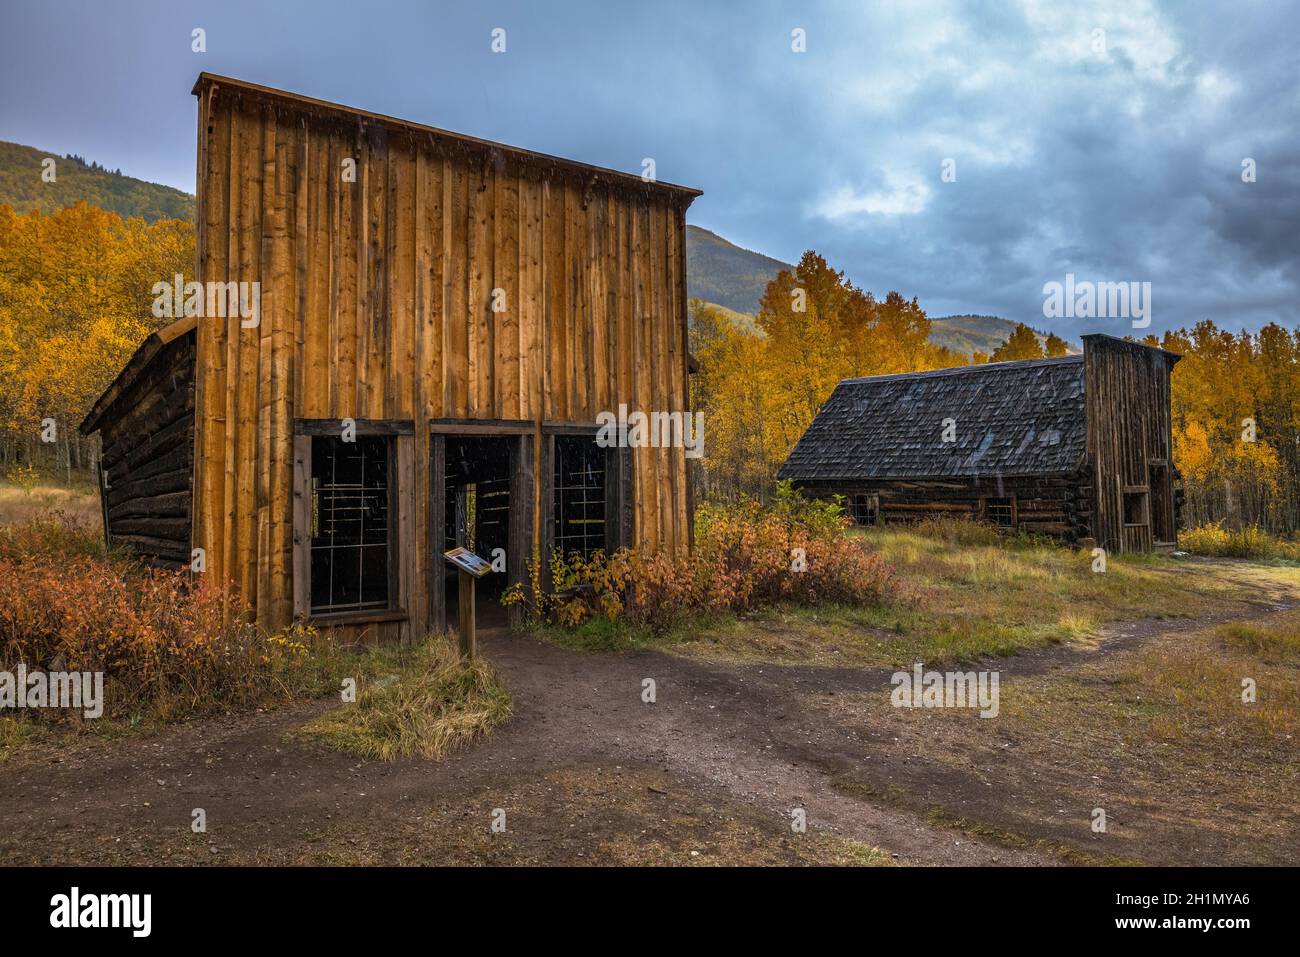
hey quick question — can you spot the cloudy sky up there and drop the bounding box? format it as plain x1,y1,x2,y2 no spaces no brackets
1,0,1296,336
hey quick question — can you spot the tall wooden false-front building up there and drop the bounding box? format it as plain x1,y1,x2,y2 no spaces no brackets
779,335,1182,553
81,74,700,642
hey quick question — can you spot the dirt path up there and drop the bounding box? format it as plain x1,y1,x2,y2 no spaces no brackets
0,627,1052,865
3,592,1294,866
477,631,1052,864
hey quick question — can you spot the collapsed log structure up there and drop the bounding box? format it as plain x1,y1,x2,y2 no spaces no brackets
80,317,197,565
778,334,1182,553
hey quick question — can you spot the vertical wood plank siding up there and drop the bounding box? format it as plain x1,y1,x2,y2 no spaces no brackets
192,79,697,642
1083,335,1180,554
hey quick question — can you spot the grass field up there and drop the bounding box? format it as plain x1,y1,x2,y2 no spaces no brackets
509,522,1300,862
0,480,100,528
812,605,1300,865
540,523,1300,668
5,495,1295,864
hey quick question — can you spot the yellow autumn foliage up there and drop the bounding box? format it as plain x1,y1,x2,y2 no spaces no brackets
0,202,193,467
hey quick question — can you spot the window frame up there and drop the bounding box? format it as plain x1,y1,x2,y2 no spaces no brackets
552,432,612,561
980,495,1017,529
293,419,412,626
1122,486,1151,529
850,493,879,527
538,424,633,590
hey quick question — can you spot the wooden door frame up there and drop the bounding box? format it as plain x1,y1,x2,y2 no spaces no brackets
426,423,630,629
1148,458,1175,546
428,423,535,633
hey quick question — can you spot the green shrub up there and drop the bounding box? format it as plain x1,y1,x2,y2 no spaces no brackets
3,464,40,496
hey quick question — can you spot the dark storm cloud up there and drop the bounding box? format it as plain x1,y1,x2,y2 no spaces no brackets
0,0,1294,335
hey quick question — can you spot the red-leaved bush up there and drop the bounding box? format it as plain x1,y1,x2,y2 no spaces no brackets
0,512,325,721
507,483,894,632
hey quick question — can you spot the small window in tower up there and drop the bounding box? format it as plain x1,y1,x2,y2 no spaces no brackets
1123,490,1149,526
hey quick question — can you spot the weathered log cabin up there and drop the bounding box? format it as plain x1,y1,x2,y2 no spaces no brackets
80,317,197,565
80,73,700,642
778,334,1183,553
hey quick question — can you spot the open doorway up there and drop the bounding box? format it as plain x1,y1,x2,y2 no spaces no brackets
441,435,515,629
1149,460,1175,546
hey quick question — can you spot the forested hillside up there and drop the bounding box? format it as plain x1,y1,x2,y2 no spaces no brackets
685,226,791,314
685,225,1055,357
929,314,1077,356
0,140,195,222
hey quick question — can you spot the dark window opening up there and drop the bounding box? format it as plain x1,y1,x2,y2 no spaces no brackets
310,435,392,615
851,494,878,526
984,497,1015,528
554,435,606,560
1123,490,1149,526
443,436,513,604
1149,462,1174,542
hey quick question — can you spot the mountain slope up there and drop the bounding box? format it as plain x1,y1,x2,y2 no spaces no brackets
685,225,1062,355
929,314,1078,355
0,140,194,222
928,314,1026,355
686,225,793,314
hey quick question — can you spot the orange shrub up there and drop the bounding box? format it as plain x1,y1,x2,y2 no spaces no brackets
0,513,327,722
508,484,893,632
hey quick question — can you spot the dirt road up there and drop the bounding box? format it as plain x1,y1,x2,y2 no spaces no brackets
2,597,1292,866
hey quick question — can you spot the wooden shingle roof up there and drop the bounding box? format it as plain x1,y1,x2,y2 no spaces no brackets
778,355,1087,482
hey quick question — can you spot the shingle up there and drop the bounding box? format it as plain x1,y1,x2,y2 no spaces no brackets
778,356,1087,481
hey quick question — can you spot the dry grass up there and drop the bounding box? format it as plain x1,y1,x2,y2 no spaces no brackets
293,637,513,761
0,482,100,529
1216,618,1300,659
667,525,1300,667
0,509,513,769
0,715,46,763
813,607,1300,865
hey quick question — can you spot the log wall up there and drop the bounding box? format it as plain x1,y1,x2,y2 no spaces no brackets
98,332,196,566
798,474,1090,542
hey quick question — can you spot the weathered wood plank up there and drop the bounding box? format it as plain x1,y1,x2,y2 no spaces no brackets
177,83,699,641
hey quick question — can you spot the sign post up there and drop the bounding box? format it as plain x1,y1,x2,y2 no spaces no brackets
457,569,476,659
443,547,492,660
